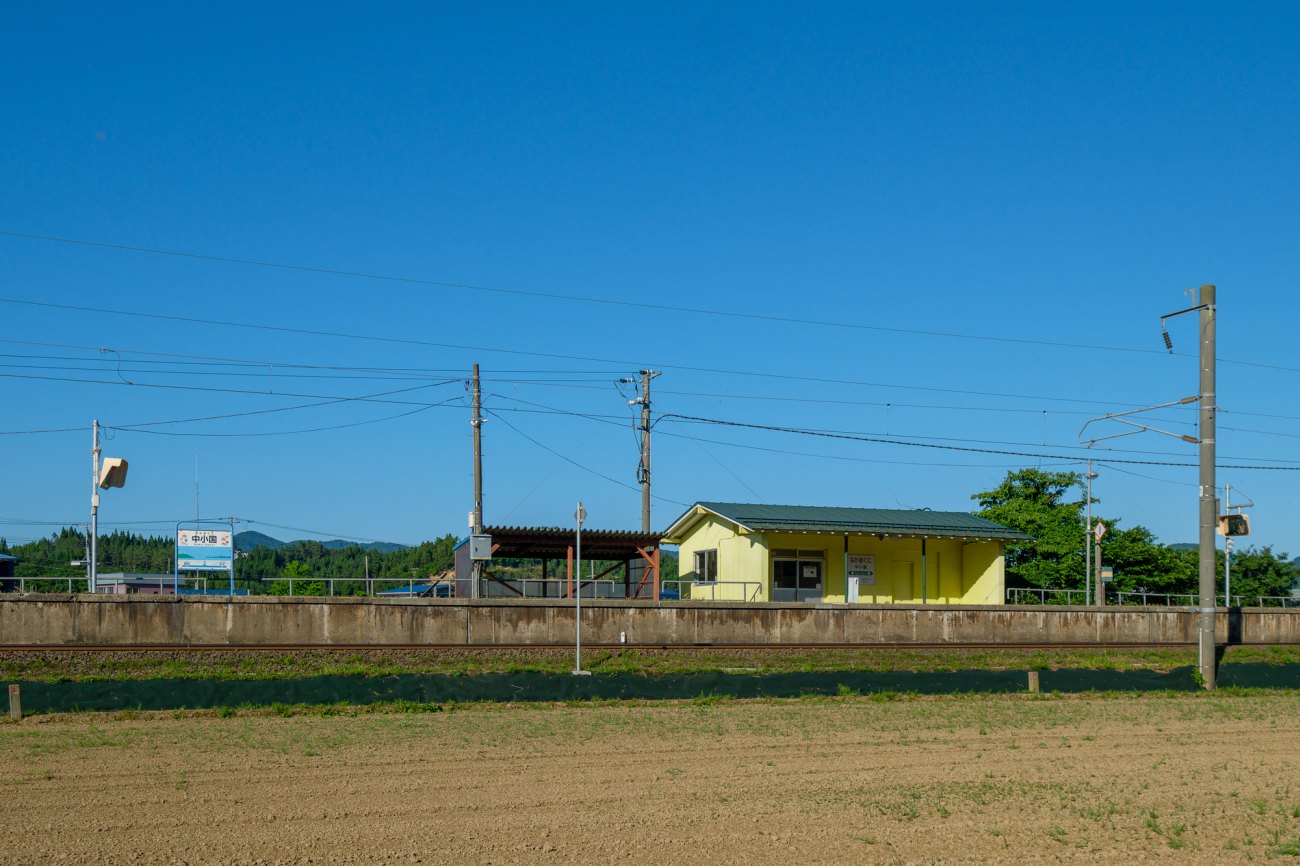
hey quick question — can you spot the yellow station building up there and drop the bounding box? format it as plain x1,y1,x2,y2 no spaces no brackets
662,502,1030,604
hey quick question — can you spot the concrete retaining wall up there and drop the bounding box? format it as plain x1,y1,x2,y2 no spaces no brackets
2,595,1299,647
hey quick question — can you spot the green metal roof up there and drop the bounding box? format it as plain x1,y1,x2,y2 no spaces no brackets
665,501,1031,542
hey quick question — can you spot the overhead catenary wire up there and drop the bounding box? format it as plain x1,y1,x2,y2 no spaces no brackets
9,335,1300,425
657,413,1300,470
487,390,1291,462
488,391,1084,468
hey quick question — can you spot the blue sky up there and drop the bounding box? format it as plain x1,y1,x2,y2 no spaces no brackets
2,2,1298,555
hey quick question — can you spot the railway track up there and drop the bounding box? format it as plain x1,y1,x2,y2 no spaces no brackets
0,641,1200,652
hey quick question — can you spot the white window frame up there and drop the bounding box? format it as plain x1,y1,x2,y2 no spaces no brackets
694,549,718,582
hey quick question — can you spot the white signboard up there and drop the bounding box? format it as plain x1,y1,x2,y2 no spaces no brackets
177,529,233,571
847,554,876,585
1094,521,1107,542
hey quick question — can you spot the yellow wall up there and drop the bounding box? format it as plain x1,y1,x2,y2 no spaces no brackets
676,514,769,601
674,513,1006,604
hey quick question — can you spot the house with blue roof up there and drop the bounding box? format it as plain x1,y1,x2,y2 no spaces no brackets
661,502,1031,605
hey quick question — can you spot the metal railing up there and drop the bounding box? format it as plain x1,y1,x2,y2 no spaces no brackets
659,580,763,602
2,576,84,594
480,577,645,599
1007,587,1300,608
263,576,451,597
1006,588,1092,605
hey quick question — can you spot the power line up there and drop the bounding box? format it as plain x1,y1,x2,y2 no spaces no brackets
110,399,460,437
487,391,1082,468
0,359,452,383
1095,462,1201,488
0,380,465,436
0,370,473,411
657,412,1300,470
489,390,1282,461
2,228,1261,364
485,408,687,506
239,519,410,547
10,336,1298,426
657,426,1084,469
0,296,1213,408
113,381,463,430
485,377,1300,441
0,337,627,377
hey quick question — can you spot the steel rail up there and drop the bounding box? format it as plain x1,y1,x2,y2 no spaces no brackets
0,641,1210,652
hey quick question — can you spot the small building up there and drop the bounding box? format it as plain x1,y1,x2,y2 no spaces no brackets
662,502,1030,604
97,572,178,594
0,553,17,593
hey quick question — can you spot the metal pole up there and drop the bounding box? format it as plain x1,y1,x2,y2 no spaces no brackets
228,517,236,596
1225,539,1232,607
471,363,483,600
920,537,927,603
90,419,100,594
1224,483,1230,607
636,370,660,533
1094,538,1103,606
1085,460,1093,604
1197,285,1217,689
573,502,589,675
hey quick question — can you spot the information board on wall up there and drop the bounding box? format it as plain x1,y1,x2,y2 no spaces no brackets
176,529,233,572
847,554,876,585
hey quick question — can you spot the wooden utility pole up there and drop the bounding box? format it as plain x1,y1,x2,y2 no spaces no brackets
471,363,483,599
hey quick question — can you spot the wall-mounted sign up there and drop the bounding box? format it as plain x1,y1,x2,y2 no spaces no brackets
176,529,233,572
847,554,876,585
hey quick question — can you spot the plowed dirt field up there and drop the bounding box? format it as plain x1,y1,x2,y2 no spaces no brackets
2,693,1299,864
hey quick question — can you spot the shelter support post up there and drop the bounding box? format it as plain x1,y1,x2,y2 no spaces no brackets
921,537,928,604
633,546,659,599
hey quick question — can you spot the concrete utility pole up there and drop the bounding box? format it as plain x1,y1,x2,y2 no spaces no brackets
632,370,661,532
471,363,484,600
1197,285,1218,690
89,419,100,594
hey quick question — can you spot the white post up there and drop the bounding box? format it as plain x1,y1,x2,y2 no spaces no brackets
1225,538,1233,607
1085,459,1092,605
90,420,100,594
572,502,589,675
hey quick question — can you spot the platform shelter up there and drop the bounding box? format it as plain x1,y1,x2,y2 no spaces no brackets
453,526,662,599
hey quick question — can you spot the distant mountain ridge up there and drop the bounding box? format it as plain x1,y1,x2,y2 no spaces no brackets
234,530,407,554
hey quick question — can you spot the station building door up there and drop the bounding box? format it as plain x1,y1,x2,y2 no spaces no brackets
772,549,824,602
